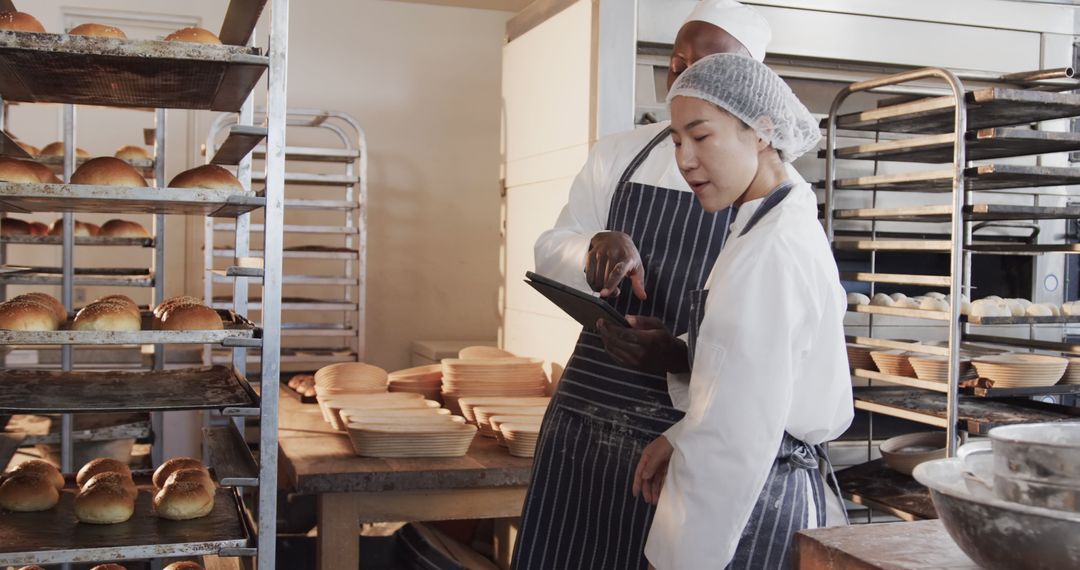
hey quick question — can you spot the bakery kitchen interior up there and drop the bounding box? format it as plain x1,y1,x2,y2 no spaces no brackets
1,0,1080,569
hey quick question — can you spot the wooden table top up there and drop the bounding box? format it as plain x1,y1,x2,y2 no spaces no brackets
277,387,535,494
796,520,977,570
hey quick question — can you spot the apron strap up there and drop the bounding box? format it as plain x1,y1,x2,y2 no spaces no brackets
738,181,796,237
616,127,673,187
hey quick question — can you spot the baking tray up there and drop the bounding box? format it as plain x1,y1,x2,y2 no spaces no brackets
0,309,258,346
214,246,359,259
0,182,263,217
830,164,1080,192
0,129,31,159
212,297,358,311
0,31,267,112
0,235,154,247
4,413,151,445
0,266,153,287
833,204,1080,223
835,458,935,521
252,172,360,187
823,128,1080,163
0,365,258,413
0,475,250,566
210,125,266,166
203,424,259,486
829,88,1080,134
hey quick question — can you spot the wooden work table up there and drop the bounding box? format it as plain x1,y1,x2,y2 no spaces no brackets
277,387,534,569
796,520,978,569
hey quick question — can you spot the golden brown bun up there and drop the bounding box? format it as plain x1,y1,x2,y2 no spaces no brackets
0,300,59,331
14,140,39,156
169,164,242,192
163,562,204,570
100,219,150,238
75,481,135,524
153,296,202,319
154,480,214,520
76,457,133,487
86,222,101,236
1,217,31,236
18,565,47,570
9,459,64,490
48,218,94,237
159,303,223,331
94,294,139,317
90,566,128,570
0,11,46,33
114,145,152,161
69,23,127,39
84,471,138,500
40,142,90,158
0,473,60,511
29,221,48,236
19,159,62,183
0,157,42,183
73,302,141,332
13,292,66,323
164,27,222,45
163,468,215,496
152,457,208,488
71,157,148,187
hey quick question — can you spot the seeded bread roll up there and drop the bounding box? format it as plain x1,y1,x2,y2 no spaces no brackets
164,27,222,45
84,471,138,500
164,468,215,496
93,294,140,318
73,302,141,332
168,164,242,192
75,480,135,524
18,565,47,570
114,145,152,161
76,457,133,487
100,219,150,238
0,157,41,183
0,473,60,511
40,142,90,158
0,299,59,331
90,565,128,570
0,11,46,33
69,23,126,39
1,217,31,236
152,457,208,488
13,292,67,323
48,218,95,237
153,296,202,320
71,157,148,187
159,303,223,331
154,479,214,520
8,459,64,490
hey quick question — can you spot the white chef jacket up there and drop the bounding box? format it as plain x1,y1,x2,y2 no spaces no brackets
533,121,805,294
644,182,854,570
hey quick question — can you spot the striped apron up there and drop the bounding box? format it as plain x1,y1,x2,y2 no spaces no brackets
686,183,828,570
513,127,734,570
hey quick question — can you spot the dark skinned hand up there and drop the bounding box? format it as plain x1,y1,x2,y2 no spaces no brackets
632,435,673,505
586,231,647,300
597,316,690,375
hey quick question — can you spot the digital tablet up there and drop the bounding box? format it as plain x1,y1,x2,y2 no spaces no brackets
524,271,630,330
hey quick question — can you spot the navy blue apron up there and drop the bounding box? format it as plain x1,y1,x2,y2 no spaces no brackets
512,127,734,570
686,183,830,570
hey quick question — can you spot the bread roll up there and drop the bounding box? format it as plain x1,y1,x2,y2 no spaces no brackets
73,301,141,332
114,145,152,161
152,457,208,488
1,217,31,236
94,294,139,317
48,218,94,237
164,27,222,45
84,471,138,500
14,292,67,322
0,300,59,331
159,303,223,331
69,23,126,39
90,565,128,570
154,479,214,520
40,142,90,158
29,221,48,236
14,140,39,156
71,157,148,187
76,457,133,487
75,481,135,524
153,295,202,319
86,222,101,236
9,459,64,490
163,562,203,570
168,164,242,192
0,473,60,511
18,565,47,570
163,468,215,496
19,159,62,183
0,157,42,183
0,11,46,33
100,219,150,238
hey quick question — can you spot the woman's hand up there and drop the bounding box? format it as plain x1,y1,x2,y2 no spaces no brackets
597,316,690,374
586,231,647,299
633,436,674,505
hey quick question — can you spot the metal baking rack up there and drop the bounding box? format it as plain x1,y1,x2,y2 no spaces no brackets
0,0,285,566
204,108,367,373
0,235,154,246
0,309,259,346
822,67,1080,521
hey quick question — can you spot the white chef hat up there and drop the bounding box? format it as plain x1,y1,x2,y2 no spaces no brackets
684,0,771,62
667,54,821,162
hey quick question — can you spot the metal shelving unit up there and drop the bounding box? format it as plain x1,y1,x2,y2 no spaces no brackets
823,67,1080,521
0,0,287,566
204,108,366,375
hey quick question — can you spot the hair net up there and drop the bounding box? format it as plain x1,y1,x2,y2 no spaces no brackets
666,53,821,162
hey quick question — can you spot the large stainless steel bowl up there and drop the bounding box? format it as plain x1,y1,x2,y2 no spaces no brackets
990,423,1080,486
913,458,1080,570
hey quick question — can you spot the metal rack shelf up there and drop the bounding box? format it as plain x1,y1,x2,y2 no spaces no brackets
0,235,154,247
204,424,259,487
830,164,1080,192
853,387,1076,435
0,182,264,217
0,310,258,346
0,365,258,413
835,239,1080,255
849,303,1080,324
213,272,359,286
0,32,267,112
213,222,359,235
0,266,153,286
210,125,267,166
0,129,32,158
253,172,360,187
253,145,360,163
828,87,1080,134
834,204,1080,223
212,349,357,366
822,127,1080,163
852,369,1080,398
211,297,358,311
213,247,359,259
283,198,360,210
